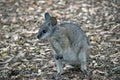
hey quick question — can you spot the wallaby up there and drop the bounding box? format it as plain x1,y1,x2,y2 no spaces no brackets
37,13,90,80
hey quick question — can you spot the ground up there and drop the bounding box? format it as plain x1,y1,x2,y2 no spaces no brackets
0,0,120,80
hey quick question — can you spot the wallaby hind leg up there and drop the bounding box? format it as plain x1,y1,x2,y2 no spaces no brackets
78,50,88,77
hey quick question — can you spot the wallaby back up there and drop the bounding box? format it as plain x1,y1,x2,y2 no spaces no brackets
49,23,89,54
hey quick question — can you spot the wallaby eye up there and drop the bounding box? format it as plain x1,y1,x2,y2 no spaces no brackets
42,30,47,33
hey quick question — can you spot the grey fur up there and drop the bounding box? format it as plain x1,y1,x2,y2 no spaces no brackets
37,13,90,80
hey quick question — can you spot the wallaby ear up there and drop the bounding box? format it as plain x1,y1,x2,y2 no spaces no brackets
45,13,57,26
45,13,51,22
50,17,57,26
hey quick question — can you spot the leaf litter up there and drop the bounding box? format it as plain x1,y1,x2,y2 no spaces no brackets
0,0,120,80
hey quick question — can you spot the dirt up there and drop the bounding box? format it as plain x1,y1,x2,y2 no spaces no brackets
0,0,120,80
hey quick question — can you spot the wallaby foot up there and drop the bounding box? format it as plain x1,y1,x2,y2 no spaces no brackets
55,72,61,80
82,69,88,77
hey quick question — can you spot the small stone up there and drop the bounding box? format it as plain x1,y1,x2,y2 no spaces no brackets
99,55,106,60
12,34,19,41
38,69,41,75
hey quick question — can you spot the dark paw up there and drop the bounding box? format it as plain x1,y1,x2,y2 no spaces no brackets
55,55,63,60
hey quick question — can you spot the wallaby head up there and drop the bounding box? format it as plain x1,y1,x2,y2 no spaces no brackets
37,13,57,39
